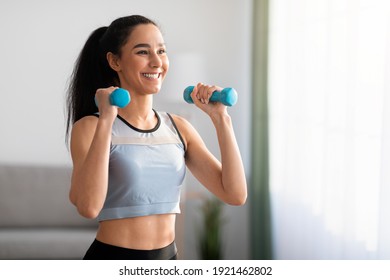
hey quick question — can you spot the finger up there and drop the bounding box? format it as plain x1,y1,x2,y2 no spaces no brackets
190,84,198,102
192,83,206,104
205,85,218,104
95,86,118,107
196,83,205,101
109,86,119,93
193,84,211,107
198,84,212,104
190,84,204,106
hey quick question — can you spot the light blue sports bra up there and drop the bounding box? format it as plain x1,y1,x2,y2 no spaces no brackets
95,110,186,221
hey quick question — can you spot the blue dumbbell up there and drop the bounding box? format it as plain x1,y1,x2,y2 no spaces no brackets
183,86,238,107
95,88,131,108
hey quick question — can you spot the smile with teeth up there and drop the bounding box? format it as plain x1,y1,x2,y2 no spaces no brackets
142,73,161,79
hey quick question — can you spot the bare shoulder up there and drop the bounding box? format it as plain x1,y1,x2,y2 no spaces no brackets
70,116,99,154
71,115,99,136
169,114,191,130
169,113,204,148
169,114,195,135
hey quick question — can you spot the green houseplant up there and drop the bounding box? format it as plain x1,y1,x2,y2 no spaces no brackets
198,197,224,259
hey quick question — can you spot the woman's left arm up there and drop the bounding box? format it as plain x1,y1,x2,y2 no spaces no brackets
173,83,247,205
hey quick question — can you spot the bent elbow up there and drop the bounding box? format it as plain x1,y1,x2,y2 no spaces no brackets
69,190,77,207
77,205,100,220
227,194,247,206
223,189,247,206
69,192,100,219
224,182,247,206
69,185,101,219
236,196,247,206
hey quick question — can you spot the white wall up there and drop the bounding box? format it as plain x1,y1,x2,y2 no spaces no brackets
0,0,252,259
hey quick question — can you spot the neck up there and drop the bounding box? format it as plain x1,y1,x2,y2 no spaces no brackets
117,95,157,130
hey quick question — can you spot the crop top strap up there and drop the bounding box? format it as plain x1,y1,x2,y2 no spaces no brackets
166,112,187,152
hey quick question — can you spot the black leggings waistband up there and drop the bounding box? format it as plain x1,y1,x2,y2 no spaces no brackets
83,239,177,260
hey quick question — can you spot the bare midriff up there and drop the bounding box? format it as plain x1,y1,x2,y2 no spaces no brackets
96,214,176,250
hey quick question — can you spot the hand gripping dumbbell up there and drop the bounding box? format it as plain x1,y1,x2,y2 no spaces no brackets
183,86,238,107
95,88,131,108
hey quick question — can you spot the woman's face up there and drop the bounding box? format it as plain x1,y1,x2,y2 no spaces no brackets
110,24,169,96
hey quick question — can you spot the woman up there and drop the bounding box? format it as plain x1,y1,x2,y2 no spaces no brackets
66,15,247,260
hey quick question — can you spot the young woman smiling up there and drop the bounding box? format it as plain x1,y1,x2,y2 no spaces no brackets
66,15,247,260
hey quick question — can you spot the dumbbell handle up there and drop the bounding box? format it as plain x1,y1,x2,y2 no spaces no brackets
95,88,131,108
183,86,238,107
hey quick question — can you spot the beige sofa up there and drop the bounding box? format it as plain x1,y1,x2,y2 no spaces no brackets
0,164,97,259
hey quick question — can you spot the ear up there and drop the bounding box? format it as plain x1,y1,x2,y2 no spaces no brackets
106,52,121,72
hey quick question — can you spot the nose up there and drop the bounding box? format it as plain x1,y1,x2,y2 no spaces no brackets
150,52,163,68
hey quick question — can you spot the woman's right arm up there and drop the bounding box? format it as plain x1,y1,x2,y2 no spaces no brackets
69,87,117,219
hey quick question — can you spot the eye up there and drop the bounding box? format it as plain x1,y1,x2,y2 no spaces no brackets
158,49,166,55
136,50,148,55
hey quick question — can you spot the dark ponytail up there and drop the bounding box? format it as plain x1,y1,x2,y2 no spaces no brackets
65,15,157,142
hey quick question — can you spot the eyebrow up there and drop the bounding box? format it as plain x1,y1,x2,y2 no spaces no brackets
133,43,166,49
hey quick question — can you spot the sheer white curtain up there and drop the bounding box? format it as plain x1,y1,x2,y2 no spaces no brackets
268,0,390,259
